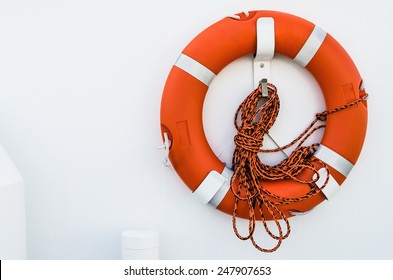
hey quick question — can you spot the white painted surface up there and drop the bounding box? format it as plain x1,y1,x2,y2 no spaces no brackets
0,0,391,259
0,145,26,259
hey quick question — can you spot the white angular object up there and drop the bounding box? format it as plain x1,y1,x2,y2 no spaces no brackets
121,229,159,260
0,144,26,259
313,168,341,200
253,17,275,92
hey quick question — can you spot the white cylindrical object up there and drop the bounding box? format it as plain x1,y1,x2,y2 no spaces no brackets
0,144,27,259
121,229,159,260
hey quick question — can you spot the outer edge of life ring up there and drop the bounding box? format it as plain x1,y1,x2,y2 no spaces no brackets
160,10,368,220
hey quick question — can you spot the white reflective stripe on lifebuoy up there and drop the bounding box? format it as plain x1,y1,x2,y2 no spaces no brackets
253,17,275,90
174,53,216,86
293,26,327,67
209,167,233,207
193,167,233,207
313,168,340,200
255,18,275,60
314,144,354,177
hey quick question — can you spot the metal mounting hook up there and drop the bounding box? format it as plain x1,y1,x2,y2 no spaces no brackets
260,78,268,97
253,17,274,95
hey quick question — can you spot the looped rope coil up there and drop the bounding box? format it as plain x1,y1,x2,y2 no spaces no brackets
231,83,368,252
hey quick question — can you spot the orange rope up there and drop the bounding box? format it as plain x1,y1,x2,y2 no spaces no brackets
230,83,368,252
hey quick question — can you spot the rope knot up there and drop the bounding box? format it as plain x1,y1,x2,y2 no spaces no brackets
316,111,327,121
234,132,263,153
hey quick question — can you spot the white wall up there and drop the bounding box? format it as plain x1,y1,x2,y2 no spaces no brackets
0,0,392,259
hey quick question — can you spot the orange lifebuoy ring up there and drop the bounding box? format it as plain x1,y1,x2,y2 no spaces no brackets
160,11,367,221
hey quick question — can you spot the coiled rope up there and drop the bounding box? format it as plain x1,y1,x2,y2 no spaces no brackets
230,83,368,252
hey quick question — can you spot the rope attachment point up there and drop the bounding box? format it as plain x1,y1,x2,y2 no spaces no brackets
158,132,172,169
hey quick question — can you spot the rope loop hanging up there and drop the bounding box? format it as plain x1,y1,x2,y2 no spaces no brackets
230,83,368,252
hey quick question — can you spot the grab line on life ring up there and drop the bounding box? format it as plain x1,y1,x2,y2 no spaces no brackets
160,10,368,252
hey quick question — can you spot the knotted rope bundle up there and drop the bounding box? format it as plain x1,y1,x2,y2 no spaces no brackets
230,83,368,252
